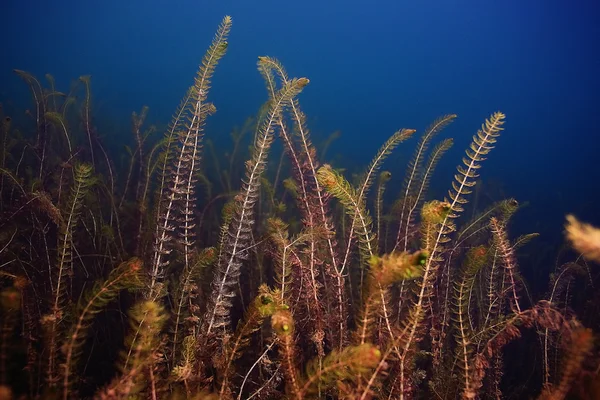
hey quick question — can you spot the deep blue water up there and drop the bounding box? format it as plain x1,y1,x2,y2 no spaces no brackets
2,0,599,280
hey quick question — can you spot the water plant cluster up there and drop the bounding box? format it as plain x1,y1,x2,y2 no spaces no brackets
0,16,599,400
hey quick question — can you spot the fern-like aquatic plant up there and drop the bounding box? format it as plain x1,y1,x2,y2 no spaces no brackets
375,170,392,248
317,164,377,265
62,258,145,399
340,128,415,285
271,308,302,399
2,16,594,399
43,162,95,388
217,285,282,398
259,56,349,351
394,114,457,253
202,73,309,341
452,246,488,399
489,217,522,313
396,112,505,398
170,247,216,370
97,300,167,399
149,16,231,299
538,325,594,400
356,251,425,345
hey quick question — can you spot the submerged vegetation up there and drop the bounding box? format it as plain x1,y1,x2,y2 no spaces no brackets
1,15,599,400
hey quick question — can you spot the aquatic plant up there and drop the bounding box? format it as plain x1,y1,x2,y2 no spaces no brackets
0,15,598,400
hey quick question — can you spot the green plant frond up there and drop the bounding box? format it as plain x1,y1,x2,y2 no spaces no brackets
62,258,145,395
257,56,289,90
355,251,425,345
454,198,518,248
257,56,280,98
172,335,197,384
421,200,452,226
42,162,96,386
302,343,382,395
149,17,231,300
358,128,415,201
164,87,195,154
267,217,290,240
283,177,299,198
451,246,490,392
317,164,377,260
55,162,95,302
78,75,91,85
45,91,67,101
411,114,506,351
447,112,505,217
203,75,309,338
260,175,275,202
418,137,454,198
196,172,212,201
396,137,455,252
379,170,392,184
14,69,42,93
463,246,489,277
228,285,281,358
61,96,76,117
193,16,232,100
395,114,456,235
376,171,392,243
171,247,217,365
452,279,476,392
105,301,167,397
490,216,522,313
408,114,457,181
267,217,294,289
513,232,540,250
217,285,283,396
497,198,520,222
271,308,303,397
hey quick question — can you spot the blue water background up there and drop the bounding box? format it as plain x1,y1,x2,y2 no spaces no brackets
2,0,599,285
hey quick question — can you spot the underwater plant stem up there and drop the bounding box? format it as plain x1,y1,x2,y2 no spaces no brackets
281,61,346,346
48,164,92,386
272,149,285,197
15,70,48,180
80,76,95,168
203,77,308,341
398,113,504,397
490,218,521,313
393,115,456,254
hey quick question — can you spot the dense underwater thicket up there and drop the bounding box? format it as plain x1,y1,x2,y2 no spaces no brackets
1,16,600,400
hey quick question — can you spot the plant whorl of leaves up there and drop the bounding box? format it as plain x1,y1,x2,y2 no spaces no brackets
421,200,452,225
368,250,427,287
317,164,377,261
303,343,382,395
